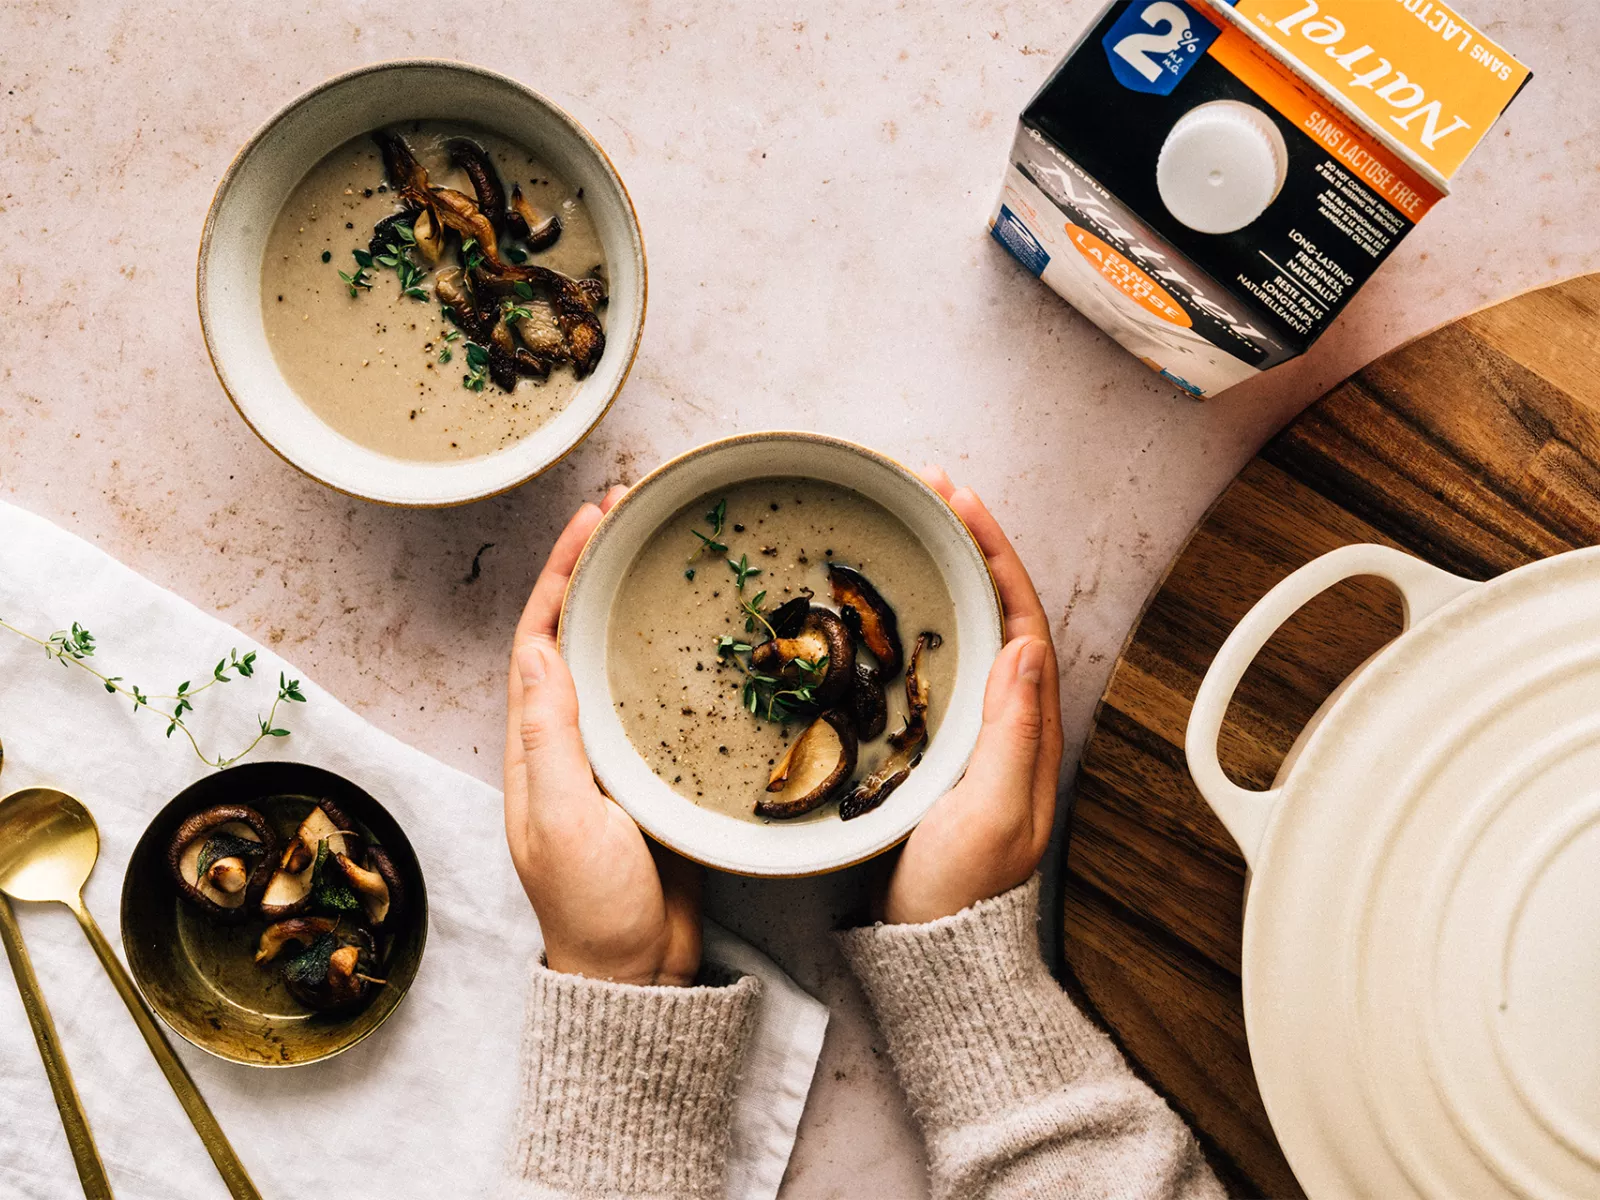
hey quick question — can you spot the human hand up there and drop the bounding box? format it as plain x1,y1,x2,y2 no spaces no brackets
880,467,1064,925
504,488,703,986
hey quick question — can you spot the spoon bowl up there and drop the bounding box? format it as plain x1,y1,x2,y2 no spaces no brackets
0,788,99,904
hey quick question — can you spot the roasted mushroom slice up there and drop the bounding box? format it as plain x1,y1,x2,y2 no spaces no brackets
510,296,566,359
507,184,562,250
332,846,403,929
840,632,942,821
749,609,856,705
372,129,432,208
434,268,495,343
848,662,888,741
767,594,812,639
487,315,521,392
829,564,904,679
260,803,358,919
258,919,383,1013
168,805,276,920
447,138,506,232
756,710,858,819
430,185,502,261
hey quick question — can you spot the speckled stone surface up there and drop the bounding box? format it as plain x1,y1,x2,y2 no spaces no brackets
1,2,1595,1195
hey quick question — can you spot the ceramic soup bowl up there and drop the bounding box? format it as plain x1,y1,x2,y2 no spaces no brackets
559,432,1005,877
198,60,645,506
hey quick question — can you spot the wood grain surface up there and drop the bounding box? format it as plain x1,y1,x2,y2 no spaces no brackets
1064,274,1600,1197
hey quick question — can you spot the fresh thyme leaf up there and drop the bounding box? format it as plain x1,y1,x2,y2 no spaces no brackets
283,931,338,986
396,222,416,244
715,635,752,657
461,342,490,391
684,568,695,581
727,554,762,592
505,245,528,263
351,248,375,269
513,280,535,300
707,498,727,534
195,832,265,884
502,302,534,323
690,529,729,554
443,329,461,342
439,347,453,364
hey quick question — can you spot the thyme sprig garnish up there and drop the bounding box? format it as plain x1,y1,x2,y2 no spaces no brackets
339,248,374,298
686,498,729,578
715,592,826,723
439,328,460,364
0,618,309,768
373,223,430,301
462,342,490,391
727,553,762,592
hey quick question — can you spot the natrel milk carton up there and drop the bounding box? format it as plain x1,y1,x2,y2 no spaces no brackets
990,0,1530,397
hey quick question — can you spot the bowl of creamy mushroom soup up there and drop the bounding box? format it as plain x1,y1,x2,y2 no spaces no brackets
199,61,645,506
560,432,1005,877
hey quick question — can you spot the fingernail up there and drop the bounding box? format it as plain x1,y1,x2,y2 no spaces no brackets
517,643,548,686
1016,638,1046,685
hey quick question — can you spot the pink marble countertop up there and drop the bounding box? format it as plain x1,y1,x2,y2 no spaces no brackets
3,2,1596,1195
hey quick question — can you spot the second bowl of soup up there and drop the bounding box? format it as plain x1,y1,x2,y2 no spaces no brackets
560,432,1004,876
199,60,645,506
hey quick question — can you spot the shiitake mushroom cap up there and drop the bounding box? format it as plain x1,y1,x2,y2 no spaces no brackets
748,609,856,704
828,564,904,679
848,662,888,742
167,805,277,922
840,631,942,821
756,710,858,819
259,801,360,920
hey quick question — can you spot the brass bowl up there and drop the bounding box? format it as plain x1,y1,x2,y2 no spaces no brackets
121,762,427,1067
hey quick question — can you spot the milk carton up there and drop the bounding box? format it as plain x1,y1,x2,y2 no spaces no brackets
990,0,1529,397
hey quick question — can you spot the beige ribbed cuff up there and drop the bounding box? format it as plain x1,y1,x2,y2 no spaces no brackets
506,962,762,1199
835,876,1119,1135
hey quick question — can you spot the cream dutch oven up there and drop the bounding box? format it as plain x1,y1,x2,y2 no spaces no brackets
1186,543,1600,1199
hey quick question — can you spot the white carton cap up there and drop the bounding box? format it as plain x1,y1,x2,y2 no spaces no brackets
1156,101,1288,235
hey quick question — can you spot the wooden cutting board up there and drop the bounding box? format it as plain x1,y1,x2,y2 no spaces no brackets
1065,273,1600,1197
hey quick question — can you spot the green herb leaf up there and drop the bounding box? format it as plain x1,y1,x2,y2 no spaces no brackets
513,280,535,299
320,250,332,263
396,223,416,244
684,568,695,581
282,931,338,986
727,554,762,592
438,346,453,364
352,248,374,268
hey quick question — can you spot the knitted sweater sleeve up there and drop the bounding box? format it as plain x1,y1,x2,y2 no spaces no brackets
504,961,762,1200
836,877,1225,1200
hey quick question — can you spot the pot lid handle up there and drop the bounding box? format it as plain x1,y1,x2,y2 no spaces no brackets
1185,543,1477,867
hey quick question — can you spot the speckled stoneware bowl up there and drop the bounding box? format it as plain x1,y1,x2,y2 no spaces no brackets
197,60,646,506
121,762,427,1067
559,432,1005,877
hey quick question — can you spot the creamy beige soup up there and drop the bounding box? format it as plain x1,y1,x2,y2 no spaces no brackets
608,478,959,823
260,122,606,461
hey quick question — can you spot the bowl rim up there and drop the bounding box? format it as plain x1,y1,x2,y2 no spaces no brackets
557,429,1005,877
119,760,429,1068
196,57,647,508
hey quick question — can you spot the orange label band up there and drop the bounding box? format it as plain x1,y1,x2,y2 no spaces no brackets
1067,226,1193,327
1207,22,1442,219
1211,0,1528,180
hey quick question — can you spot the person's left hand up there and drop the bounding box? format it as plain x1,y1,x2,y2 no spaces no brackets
503,488,703,986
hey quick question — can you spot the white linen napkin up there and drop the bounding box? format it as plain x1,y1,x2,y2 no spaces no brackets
0,498,828,1200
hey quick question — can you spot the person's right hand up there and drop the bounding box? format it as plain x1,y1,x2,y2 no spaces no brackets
504,491,703,987
880,467,1063,926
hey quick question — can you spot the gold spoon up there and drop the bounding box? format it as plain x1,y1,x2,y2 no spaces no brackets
0,739,113,1197
0,785,262,1200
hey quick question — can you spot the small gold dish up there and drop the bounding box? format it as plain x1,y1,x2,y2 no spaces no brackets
121,762,427,1068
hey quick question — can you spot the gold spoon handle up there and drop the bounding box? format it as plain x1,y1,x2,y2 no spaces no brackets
69,901,262,1200
0,896,114,1199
